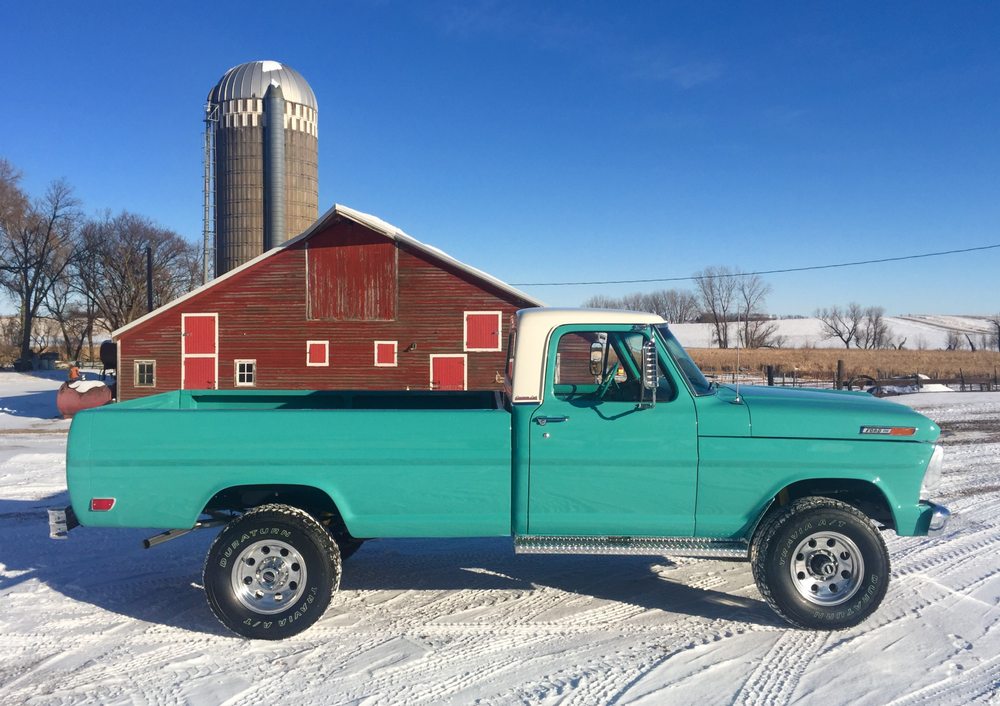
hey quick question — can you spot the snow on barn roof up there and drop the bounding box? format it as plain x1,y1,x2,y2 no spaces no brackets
112,204,543,339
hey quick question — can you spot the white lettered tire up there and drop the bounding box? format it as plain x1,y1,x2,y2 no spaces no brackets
204,504,341,639
751,497,890,630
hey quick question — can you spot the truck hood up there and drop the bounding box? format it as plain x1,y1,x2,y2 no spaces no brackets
717,385,940,442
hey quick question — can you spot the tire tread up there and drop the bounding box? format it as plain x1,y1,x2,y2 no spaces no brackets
750,496,888,629
203,503,341,639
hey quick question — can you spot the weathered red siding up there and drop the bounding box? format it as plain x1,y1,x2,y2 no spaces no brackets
116,216,535,400
307,227,397,321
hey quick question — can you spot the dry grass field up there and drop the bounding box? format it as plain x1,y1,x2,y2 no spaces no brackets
690,347,1000,383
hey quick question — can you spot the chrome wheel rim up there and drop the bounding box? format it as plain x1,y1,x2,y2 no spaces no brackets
789,531,864,606
230,539,307,614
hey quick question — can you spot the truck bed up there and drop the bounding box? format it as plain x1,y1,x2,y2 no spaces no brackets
114,388,506,411
68,390,512,536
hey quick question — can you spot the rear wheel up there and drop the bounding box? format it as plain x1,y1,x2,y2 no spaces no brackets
751,497,889,630
204,504,341,639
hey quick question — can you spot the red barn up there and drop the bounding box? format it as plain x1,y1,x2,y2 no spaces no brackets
113,205,541,401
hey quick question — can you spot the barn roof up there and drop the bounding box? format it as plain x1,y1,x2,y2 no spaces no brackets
113,204,544,339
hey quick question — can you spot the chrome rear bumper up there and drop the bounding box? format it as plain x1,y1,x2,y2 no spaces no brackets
48,506,79,539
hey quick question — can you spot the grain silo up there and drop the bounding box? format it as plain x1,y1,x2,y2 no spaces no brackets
204,60,319,278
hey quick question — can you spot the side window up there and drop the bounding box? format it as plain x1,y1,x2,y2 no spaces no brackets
235,360,256,387
135,360,155,387
553,331,672,403
554,332,609,390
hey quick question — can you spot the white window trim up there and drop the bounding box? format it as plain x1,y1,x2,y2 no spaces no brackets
374,340,398,367
306,340,329,367
429,354,467,390
464,311,503,352
234,359,257,387
134,359,156,388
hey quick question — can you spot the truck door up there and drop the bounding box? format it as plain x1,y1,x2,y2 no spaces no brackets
527,326,697,536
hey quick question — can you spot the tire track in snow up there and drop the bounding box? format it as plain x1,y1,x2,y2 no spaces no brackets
733,631,828,705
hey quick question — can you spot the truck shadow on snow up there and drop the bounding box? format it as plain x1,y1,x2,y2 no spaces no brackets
1,496,781,634
0,493,231,638
339,538,783,627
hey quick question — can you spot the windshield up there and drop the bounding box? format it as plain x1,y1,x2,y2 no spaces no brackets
655,324,714,396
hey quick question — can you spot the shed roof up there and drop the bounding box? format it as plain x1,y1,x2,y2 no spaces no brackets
113,204,544,339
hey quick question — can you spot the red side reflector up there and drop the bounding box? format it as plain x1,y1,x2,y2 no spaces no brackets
90,498,116,512
889,427,916,436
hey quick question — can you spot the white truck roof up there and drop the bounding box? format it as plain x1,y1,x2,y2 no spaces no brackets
508,308,666,404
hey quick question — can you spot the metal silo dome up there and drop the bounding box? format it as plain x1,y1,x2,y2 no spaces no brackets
208,60,318,110
204,60,319,278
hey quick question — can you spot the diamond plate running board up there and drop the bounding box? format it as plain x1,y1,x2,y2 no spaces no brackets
514,535,749,559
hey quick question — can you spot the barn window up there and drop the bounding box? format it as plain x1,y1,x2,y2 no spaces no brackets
306,340,329,367
374,341,398,367
464,311,502,352
135,360,155,387
235,360,256,387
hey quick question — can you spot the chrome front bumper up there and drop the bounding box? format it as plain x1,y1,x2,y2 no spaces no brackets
921,501,951,537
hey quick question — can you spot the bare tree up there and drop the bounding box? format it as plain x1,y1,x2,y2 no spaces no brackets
0,159,27,225
42,268,98,362
0,166,81,360
989,314,1000,353
694,266,739,348
582,288,699,322
79,211,201,332
816,303,864,348
856,306,894,349
582,294,623,309
735,273,779,347
650,289,700,323
619,291,646,311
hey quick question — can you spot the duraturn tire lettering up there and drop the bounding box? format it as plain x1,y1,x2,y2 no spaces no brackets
750,496,890,630
204,504,341,640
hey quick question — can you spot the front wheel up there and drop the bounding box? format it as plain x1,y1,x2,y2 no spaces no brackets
751,497,889,630
204,504,341,639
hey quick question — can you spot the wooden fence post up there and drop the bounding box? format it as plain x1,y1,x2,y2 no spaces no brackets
766,365,774,387
836,360,844,390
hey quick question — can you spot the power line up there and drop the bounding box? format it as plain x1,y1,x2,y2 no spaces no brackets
510,243,1000,287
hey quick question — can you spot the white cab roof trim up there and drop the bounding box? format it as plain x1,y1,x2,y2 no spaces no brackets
509,307,666,404
113,204,543,339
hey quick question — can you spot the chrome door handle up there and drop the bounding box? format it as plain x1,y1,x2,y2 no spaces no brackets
535,416,569,426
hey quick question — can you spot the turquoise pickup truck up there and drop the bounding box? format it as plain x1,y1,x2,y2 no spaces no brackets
52,308,949,639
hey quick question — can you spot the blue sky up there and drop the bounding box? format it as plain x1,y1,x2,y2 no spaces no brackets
3,1,998,315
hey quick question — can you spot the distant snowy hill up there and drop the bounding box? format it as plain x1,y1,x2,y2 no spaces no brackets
670,315,995,349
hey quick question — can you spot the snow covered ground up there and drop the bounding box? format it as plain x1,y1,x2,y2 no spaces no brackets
671,314,995,349
1,372,998,704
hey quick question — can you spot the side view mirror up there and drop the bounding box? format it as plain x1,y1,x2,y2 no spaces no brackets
589,342,604,376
